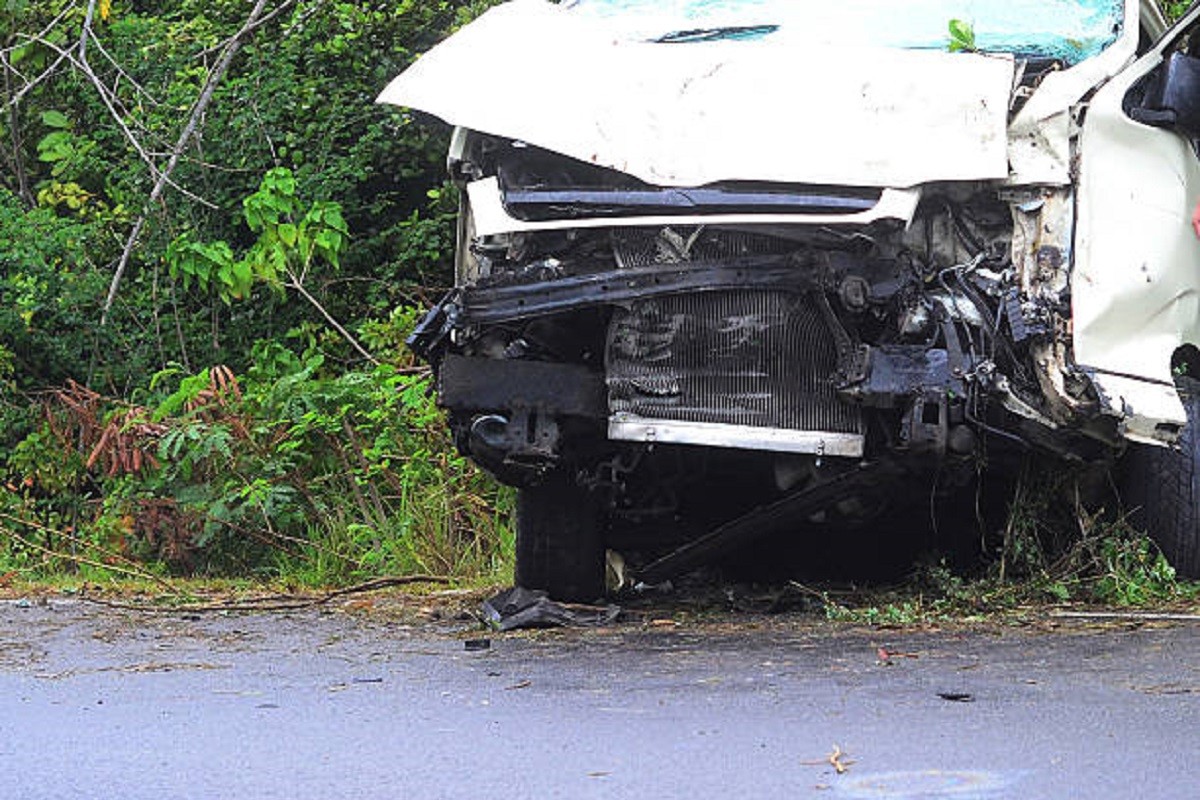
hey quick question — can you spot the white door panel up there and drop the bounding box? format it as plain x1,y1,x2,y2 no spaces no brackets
1074,11,1200,436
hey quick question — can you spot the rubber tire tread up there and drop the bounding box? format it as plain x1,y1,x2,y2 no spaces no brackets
1123,376,1200,578
515,473,606,602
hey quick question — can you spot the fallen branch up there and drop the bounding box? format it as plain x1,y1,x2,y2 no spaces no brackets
1,515,180,594
78,575,454,613
1049,610,1200,622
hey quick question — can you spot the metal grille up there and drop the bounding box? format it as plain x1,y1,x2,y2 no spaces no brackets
607,291,863,435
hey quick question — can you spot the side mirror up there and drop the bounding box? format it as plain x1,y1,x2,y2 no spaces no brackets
1130,51,1200,137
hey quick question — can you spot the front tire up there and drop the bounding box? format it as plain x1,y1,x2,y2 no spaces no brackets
515,472,606,602
1122,377,1200,578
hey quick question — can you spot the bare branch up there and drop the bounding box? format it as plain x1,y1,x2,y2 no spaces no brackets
102,0,275,324
0,1,79,60
5,48,72,108
78,0,97,63
197,0,300,58
85,32,168,110
285,275,380,365
2,2,78,108
1,59,34,205
16,31,215,208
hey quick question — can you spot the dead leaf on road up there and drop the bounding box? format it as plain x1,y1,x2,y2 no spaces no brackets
829,744,855,774
804,745,854,775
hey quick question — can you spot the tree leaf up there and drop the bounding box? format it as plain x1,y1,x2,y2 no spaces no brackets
278,222,297,247
40,110,71,129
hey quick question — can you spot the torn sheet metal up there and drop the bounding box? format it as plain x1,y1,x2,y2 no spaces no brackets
1003,0,1140,185
378,2,1014,189
1087,372,1187,445
466,177,921,236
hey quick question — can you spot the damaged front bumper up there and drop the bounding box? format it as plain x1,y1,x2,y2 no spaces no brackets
411,172,1134,479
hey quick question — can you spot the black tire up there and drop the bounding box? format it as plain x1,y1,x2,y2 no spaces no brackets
1122,377,1200,578
515,472,606,602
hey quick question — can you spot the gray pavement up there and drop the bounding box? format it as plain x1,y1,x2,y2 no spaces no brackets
1,598,1197,799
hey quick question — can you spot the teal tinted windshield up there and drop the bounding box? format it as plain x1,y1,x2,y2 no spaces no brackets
564,0,1124,65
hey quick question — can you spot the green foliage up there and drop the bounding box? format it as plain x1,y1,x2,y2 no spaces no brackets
1091,528,1180,605
994,461,1193,605
1163,1,1192,22
1,0,493,384
0,188,116,388
1,327,512,583
0,0,506,584
947,18,976,53
166,166,350,304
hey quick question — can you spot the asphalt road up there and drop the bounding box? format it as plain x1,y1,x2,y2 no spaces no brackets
1,597,1198,799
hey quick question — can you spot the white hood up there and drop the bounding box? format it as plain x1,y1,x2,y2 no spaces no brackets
378,1,1015,189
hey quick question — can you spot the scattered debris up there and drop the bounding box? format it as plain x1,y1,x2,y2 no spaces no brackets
35,661,225,680
876,646,919,665
504,680,532,691
1134,683,1198,696
937,692,975,702
464,638,491,651
606,549,630,593
482,587,620,631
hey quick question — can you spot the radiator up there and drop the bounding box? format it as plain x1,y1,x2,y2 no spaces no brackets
607,290,864,456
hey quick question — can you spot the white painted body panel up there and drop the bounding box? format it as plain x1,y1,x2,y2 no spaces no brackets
1073,4,1200,441
377,1,1013,189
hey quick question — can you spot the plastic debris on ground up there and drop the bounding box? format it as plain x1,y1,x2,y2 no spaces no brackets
482,586,621,631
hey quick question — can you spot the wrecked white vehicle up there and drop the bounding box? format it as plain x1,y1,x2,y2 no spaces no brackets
383,0,1200,599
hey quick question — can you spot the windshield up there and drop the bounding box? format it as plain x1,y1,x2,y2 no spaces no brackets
564,0,1124,65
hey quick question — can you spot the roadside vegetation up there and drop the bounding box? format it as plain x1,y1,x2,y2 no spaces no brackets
0,1,1197,614
1,0,510,589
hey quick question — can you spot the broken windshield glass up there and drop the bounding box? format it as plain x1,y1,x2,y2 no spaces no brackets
564,0,1124,65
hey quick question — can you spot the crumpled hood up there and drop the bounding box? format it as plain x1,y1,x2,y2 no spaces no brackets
377,1,1015,189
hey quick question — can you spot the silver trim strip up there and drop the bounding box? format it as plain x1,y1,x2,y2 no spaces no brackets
608,415,864,457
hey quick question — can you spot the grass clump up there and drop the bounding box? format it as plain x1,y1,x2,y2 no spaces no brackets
816,459,1199,625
